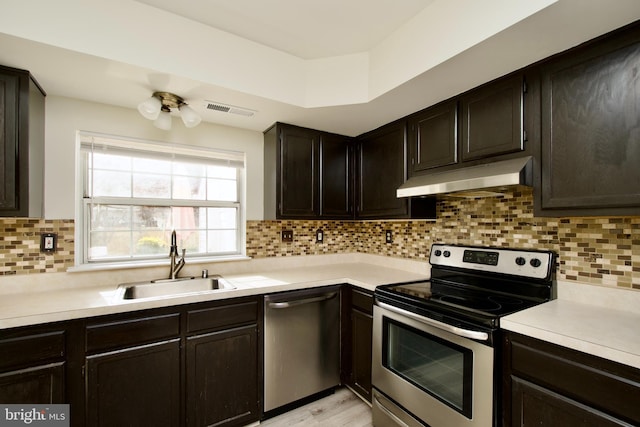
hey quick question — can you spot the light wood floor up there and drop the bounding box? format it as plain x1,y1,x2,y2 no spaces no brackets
259,388,373,427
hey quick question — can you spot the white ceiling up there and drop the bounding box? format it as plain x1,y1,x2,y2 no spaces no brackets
135,0,435,59
1,0,640,137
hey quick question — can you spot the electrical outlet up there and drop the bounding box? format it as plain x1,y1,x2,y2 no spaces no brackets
385,230,393,244
281,230,293,242
40,233,58,252
316,229,324,243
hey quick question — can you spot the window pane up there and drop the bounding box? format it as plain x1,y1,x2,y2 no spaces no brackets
89,231,131,259
133,206,171,229
208,165,236,179
207,208,236,229
133,231,169,257
91,205,131,230
93,153,131,171
133,157,171,173
207,230,237,253
173,176,206,200
133,173,171,198
92,171,131,197
174,162,206,177
207,178,237,201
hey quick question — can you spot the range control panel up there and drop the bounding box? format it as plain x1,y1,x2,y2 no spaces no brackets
430,244,554,280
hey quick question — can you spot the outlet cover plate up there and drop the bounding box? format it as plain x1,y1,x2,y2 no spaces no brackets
40,233,58,252
282,230,293,242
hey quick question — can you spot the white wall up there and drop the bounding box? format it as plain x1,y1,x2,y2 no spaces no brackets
44,96,264,220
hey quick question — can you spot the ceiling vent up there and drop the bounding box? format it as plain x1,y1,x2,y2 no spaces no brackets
204,101,256,117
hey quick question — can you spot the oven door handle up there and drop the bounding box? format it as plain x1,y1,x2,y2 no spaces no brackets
377,301,489,341
373,392,411,427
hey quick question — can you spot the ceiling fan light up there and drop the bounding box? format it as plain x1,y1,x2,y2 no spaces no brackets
153,109,172,130
179,104,202,128
137,95,162,120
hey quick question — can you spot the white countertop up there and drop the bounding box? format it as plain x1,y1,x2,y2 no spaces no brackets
502,280,640,370
3,253,639,371
0,253,429,330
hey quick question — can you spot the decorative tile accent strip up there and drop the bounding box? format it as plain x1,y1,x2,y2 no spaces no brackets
0,219,75,275
2,188,639,290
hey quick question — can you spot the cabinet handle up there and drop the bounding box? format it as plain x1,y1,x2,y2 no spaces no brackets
268,292,337,309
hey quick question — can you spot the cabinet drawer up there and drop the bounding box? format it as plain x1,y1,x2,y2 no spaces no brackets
86,313,180,353
187,300,258,334
0,331,65,371
351,288,373,315
509,334,640,424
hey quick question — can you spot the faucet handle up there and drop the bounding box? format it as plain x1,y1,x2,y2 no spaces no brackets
181,248,186,258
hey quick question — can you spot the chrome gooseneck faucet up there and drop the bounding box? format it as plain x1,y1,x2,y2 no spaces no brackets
169,230,186,280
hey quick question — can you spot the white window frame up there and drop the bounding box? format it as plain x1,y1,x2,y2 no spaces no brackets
73,131,247,270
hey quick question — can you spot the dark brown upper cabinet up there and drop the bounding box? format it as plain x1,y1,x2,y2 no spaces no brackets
264,122,354,219
408,99,458,175
356,121,409,219
356,121,436,219
461,74,525,162
0,65,45,218
536,23,640,216
320,132,354,219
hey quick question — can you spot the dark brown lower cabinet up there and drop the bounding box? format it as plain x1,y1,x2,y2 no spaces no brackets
511,376,631,427
86,340,181,427
186,325,259,427
81,297,260,427
0,296,262,427
342,287,373,402
0,363,65,403
503,331,640,427
0,328,67,404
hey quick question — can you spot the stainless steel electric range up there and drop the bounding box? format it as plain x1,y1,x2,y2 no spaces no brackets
372,244,555,427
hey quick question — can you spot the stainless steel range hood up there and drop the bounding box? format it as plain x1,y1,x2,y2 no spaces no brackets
397,156,532,198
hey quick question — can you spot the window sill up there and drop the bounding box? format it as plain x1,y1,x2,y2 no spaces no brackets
67,254,252,273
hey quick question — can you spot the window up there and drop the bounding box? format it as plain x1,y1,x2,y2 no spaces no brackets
77,133,245,266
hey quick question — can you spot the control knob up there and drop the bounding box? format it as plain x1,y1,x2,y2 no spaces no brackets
530,258,542,268
443,250,451,258
434,250,442,257
515,257,526,266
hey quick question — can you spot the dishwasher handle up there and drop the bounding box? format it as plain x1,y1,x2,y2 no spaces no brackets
267,291,338,309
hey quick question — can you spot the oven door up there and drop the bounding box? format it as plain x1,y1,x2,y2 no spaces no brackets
372,303,495,427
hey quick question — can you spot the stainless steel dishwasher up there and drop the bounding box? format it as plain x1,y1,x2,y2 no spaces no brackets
263,286,341,413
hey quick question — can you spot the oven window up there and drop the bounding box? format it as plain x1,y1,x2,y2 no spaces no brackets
383,318,473,418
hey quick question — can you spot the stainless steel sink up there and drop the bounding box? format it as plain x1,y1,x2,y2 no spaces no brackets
118,276,236,300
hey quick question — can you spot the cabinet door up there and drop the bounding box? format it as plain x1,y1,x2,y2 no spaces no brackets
511,377,630,427
461,74,524,161
0,70,20,213
0,328,66,404
320,134,353,218
538,29,640,215
351,308,372,402
409,100,458,175
86,340,181,427
0,363,65,403
357,122,408,218
279,125,319,218
186,325,258,427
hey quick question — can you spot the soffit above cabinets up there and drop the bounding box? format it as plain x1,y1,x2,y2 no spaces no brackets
0,0,639,136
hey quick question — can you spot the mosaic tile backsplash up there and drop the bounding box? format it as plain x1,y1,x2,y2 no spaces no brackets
1,188,638,289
